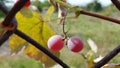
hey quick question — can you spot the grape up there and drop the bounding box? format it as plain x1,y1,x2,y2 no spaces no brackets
67,37,83,52
47,35,64,51
14,0,31,7
25,0,31,7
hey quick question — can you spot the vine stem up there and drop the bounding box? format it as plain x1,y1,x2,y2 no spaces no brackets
62,16,68,40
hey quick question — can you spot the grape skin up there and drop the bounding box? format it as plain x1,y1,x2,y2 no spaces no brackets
67,37,83,52
25,0,31,7
47,35,64,51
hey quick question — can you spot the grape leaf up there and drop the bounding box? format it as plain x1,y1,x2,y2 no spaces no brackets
20,7,33,18
9,35,27,53
9,7,59,67
44,5,55,21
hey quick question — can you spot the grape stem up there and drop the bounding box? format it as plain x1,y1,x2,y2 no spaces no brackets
62,16,68,40
80,53,87,60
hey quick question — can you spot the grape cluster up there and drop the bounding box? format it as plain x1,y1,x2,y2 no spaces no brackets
47,35,84,53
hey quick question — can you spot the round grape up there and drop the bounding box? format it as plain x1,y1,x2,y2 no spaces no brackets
67,37,84,52
47,35,64,51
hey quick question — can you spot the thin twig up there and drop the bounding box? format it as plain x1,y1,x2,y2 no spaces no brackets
62,16,68,39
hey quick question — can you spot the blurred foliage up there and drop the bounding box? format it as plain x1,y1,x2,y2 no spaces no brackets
84,0,103,12
0,0,8,18
101,4,120,16
32,0,51,11
0,11,5,18
0,57,43,68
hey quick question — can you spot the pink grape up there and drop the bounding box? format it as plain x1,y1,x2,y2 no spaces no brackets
67,37,84,52
47,35,64,51
14,0,31,7
25,0,31,7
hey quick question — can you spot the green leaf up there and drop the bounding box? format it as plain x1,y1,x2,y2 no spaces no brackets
75,10,81,18
71,6,81,18
85,50,95,61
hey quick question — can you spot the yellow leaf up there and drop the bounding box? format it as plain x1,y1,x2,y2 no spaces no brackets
24,44,60,67
87,61,94,68
10,8,59,67
44,6,55,21
9,35,27,53
20,7,33,18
